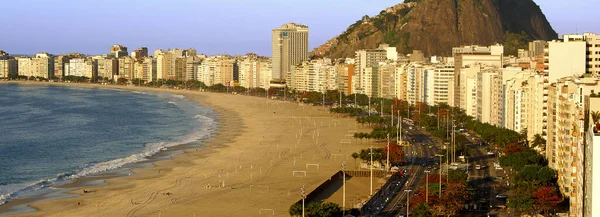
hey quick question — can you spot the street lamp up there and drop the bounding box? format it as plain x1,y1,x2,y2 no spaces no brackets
301,185,305,217
387,134,390,171
424,170,431,204
342,163,346,216
405,189,412,217
435,154,443,197
370,145,374,196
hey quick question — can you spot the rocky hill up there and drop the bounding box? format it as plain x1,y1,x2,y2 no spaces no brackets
312,0,557,58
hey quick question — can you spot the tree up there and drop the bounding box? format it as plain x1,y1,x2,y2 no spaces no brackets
383,143,405,163
447,169,468,185
412,203,434,217
532,134,546,148
289,203,302,217
117,77,128,85
508,192,534,214
532,186,563,215
351,152,359,169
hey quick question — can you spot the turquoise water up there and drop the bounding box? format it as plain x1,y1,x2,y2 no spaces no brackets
0,84,215,206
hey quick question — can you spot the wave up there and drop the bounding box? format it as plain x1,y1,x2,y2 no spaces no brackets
0,110,216,207
168,101,177,106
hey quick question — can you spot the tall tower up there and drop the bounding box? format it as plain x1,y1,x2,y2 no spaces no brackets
271,23,309,87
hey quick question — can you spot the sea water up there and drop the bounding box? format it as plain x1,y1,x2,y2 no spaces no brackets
0,84,215,206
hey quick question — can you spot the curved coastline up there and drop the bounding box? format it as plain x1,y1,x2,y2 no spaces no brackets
0,81,371,217
0,81,217,215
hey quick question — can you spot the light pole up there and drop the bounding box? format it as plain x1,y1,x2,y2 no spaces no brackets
370,145,374,196
405,189,412,217
368,96,371,116
301,185,305,217
397,110,401,145
339,90,342,107
452,120,456,164
386,134,390,171
425,170,431,204
342,163,346,216
436,154,443,198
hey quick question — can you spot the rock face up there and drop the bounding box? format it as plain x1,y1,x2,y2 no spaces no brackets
312,0,557,58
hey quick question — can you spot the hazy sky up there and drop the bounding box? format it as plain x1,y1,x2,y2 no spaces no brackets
1,0,597,56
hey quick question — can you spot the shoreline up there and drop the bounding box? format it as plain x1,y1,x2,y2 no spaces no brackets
0,81,378,217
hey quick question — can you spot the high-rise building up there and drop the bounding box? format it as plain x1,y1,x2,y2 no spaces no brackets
476,68,503,126
16,57,32,78
30,53,54,79
584,96,600,217
547,39,586,83
432,65,454,105
67,58,97,78
452,44,503,107
355,44,396,95
118,56,135,80
563,33,600,75
53,55,70,79
271,23,309,87
0,51,17,79
528,40,548,58
131,47,148,59
110,44,128,58
336,64,354,95
546,77,600,217
95,57,118,80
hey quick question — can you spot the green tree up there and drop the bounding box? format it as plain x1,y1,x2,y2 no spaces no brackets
532,134,546,148
412,203,434,217
289,203,302,217
447,169,468,185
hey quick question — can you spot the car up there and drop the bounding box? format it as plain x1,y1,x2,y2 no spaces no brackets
487,151,495,156
475,165,481,170
496,194,508,199
496,203,507,209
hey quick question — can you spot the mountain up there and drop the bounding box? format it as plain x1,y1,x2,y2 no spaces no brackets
312,0,557,58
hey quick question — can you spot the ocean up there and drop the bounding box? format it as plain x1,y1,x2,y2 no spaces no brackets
0,83,215,207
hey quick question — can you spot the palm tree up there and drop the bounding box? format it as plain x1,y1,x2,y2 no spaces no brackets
351,152,359,169
532,134,546,148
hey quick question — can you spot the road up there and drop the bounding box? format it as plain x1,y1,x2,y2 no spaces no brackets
372,123,439,217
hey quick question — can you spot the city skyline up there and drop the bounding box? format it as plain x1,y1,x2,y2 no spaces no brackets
0,0,597,56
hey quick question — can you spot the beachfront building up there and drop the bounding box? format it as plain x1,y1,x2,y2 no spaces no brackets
0,52,17,79
95,57,118,80
66,58,97,79
271,23,309,87
16,57,33,78
53,55,70,79
131,47,148,59
546,77,600,216
354,44,396,95
336,63,354,95
432,64,455,105
118,56,135,80
30,53,54,79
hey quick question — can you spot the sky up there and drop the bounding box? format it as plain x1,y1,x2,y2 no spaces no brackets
1,0,597,56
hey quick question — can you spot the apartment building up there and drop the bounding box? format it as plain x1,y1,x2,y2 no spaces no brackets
547,39,587,83
584,96,600,217
30,53,54,79
563,33,600,75
546,77,600,216
95,57,118,80
53,55,70,79
354,44,395,95
0,52,17,78
16,57,32,77
118,56,135,80
503,70,548,141
110,44,128,58
476,68,503,126
432,65,454,105
335,63,354,95
452,44,503,107
66,58,97,78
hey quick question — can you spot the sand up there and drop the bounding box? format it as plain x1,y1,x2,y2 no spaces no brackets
1,81,386,217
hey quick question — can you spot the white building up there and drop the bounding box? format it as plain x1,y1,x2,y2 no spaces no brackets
547,39,586,83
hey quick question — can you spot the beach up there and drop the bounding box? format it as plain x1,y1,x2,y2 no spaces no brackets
2,81,379,217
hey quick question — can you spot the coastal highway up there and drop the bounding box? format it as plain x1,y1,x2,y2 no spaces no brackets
374,123,439,217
